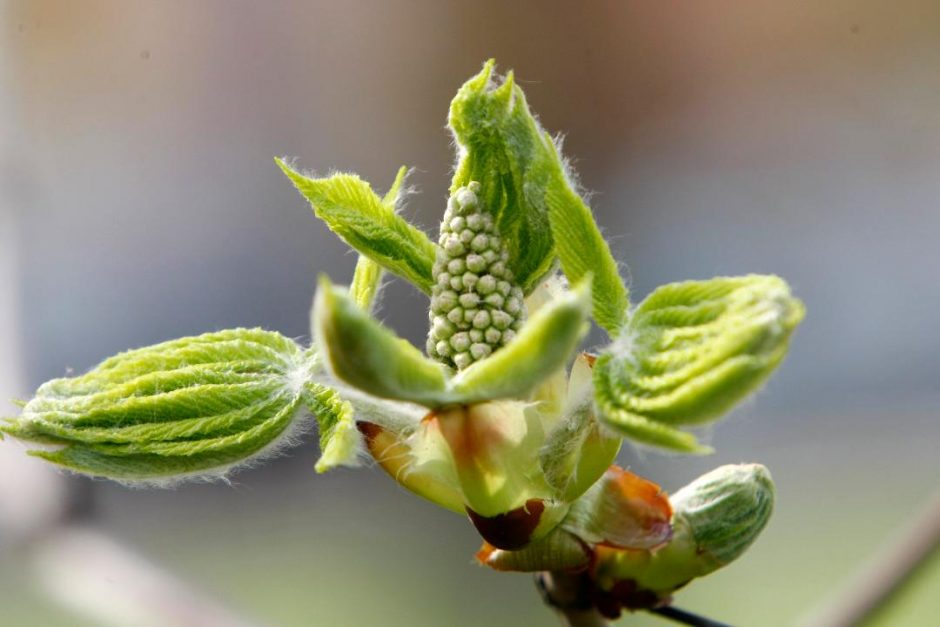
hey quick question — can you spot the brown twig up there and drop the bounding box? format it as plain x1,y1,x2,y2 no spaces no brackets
536,572,608,627
536,571,736,627
800,488,940,627
651,605,733,627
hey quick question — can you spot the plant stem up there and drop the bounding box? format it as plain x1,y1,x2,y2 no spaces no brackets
536,572,607,627
650,606,733,626
800,487,940,627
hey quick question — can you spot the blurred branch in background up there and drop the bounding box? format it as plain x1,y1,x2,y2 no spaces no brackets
800,488,940,627
33,524,258,627
0,441,258,627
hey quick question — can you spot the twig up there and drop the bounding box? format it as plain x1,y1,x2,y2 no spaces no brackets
651,605,733,627
536,572,608,627
800,488,940,627
536,571,735,627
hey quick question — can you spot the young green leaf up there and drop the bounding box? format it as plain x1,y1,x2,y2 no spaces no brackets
304,381,362,473
594,275,805,452
313,276,451,406
348,166,410,312
3,329,313,482
545,174,629,335
449,278,591,403
447,61,559,293
277,159,437,293
449,60,629,330
349,255,383,312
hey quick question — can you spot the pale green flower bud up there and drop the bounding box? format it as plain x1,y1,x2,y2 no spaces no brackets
427,182,527,369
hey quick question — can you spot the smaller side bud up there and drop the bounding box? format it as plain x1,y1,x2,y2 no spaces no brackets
589,464,775,613
670,463,775,566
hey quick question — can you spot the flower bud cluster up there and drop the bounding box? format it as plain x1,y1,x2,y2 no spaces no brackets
427,181,525,370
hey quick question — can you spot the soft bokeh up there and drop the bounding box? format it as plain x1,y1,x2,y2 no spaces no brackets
1,1,938,625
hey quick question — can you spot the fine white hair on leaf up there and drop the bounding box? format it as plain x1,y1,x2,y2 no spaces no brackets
107,401,315,490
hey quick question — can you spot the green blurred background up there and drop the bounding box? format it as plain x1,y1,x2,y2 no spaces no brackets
1,1,938,625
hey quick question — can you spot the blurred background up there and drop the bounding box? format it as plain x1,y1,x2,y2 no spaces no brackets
1,1,939,625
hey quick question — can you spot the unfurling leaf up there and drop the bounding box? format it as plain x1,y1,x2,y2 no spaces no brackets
303,382,362,473
315,275,589,408
594,274,805,453
450,278,590,402
349,254,384,313
545,175,628,336
449,61,629,332
449,60,557,292
348,166,410,313
277,159,437,293
3,329,312,482
313,276,451,406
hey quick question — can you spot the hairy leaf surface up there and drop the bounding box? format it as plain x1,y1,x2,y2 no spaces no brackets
594,275,804,452
4,329,313,482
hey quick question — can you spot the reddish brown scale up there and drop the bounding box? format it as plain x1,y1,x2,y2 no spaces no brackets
466,498,545,550
589,578,663,619
356,421,382,442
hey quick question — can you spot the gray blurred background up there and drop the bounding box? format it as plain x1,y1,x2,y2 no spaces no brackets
1,1,938,625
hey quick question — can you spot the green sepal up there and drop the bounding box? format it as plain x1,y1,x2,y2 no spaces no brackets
594,274,804,452
450,278,591,402
313,276,451,406
303,381,362,473
277,159,437,294
2,329,312,482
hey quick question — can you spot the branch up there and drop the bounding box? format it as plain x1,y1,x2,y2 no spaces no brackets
800,487,940,627
536,572,608,627
651,605,733,627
